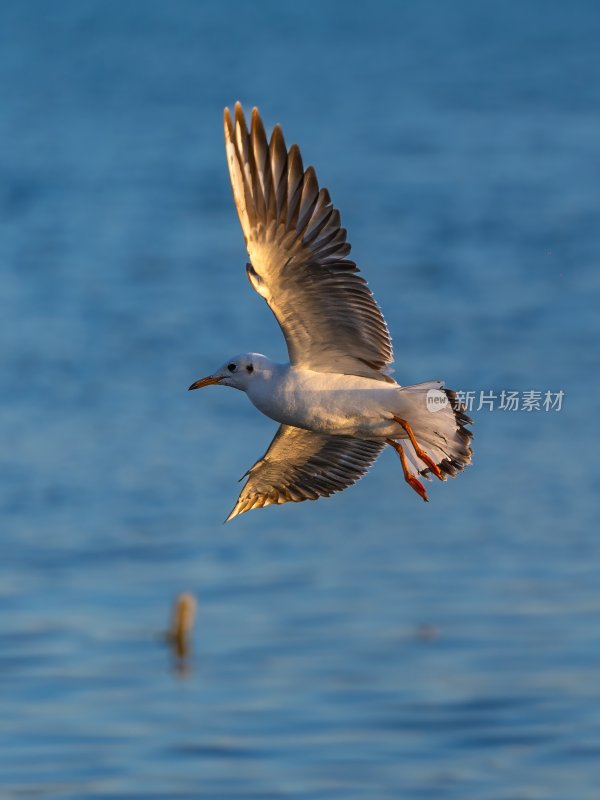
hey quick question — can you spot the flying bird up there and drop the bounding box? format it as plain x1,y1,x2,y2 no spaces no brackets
190,103,473,521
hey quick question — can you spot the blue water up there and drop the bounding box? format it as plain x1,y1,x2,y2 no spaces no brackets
1,2,599,798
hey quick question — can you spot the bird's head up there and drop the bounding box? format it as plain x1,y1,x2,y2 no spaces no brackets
188,353,273,393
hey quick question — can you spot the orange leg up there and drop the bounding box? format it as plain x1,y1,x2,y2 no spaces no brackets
392,416,443,480
386,438,428,502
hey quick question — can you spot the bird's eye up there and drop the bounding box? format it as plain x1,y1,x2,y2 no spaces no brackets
246,364,254,373
227,363,237,372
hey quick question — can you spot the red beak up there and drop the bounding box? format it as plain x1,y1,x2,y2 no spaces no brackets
188,375,222,391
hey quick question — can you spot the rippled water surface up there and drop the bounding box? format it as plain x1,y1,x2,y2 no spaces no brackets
1,2,599,798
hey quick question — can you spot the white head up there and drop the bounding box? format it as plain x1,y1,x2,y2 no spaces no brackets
188,353,274,393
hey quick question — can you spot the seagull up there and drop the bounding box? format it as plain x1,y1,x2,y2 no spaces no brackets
190,103,473,521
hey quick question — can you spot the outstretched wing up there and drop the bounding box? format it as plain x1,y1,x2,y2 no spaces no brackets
226,425,384,521
224,102,394,382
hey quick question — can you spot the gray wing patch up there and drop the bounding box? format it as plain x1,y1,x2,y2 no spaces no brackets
224,102,394,382
226,425,384,521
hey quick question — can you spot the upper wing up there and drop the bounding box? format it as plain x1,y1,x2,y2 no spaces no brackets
224,102,394,382
226,425,384,521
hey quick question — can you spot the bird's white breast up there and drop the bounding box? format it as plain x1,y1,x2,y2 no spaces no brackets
247,366,404,438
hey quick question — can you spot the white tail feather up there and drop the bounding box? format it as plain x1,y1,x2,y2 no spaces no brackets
396,381,473,480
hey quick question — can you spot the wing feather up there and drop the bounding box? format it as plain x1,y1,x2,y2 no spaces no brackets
226,425,384,521
224,102,394,381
